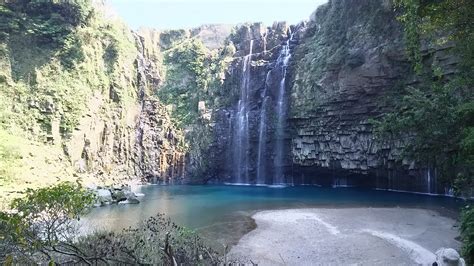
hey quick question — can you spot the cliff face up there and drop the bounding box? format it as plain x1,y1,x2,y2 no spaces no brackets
206,0,458,194
289,0,410,187
70,32,186,184
0,0,460,197
206,2,415,187
288,0,457,193
209,22,306,184
0,2,186,203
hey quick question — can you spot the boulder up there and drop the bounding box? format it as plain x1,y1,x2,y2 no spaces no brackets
111,189,127,202
96,188,112,204
117,196,140,204
127,197,140,204
112,186,137,202
435,248,466,266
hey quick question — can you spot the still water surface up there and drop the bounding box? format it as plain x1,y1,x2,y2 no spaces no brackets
83,185,464,248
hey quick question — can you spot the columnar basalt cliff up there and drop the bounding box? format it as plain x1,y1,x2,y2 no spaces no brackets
59,30,187,185
288,0,410,188
39,29,187,185
288,0,458,193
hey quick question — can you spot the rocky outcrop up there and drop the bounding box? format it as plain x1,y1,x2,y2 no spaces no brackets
190,24,234,50
93,185,142,206
138,24,232,52
133,100,186,183
58,28,187,185
435,248,466,266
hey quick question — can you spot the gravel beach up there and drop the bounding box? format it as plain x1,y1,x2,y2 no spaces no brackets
229,208,461,265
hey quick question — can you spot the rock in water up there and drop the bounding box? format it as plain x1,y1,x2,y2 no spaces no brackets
111,189,127,202
118,197,140,204
127,197,140,204
96,189,112,204
435,248,466,266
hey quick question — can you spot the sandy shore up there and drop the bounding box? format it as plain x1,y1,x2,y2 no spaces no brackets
228,208,460,265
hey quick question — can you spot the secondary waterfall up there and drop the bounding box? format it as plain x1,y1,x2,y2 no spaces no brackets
273,32,293,184
256,72,271,184
233,40,254,184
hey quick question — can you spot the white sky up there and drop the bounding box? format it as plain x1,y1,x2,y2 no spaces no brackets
107,0,328,29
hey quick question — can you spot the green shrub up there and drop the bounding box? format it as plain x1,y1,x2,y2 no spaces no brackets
158,38,232,127
0,0,92,43
0,183,227,265
461,205,474,264
77,214,223,265
0,182,95,264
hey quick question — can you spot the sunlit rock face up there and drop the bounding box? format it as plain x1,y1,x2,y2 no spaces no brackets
66,33,186,185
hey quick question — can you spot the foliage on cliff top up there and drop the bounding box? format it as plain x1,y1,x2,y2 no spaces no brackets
394,0,474,73
0,0,93,71
157,37,234,127
290,0,401,117
0,0,138,137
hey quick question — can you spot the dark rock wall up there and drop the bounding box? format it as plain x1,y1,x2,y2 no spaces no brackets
289,0,410,187
209,22,305,183
288,0,454,193
207,0,457,194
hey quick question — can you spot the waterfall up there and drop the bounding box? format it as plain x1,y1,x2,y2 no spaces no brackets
233,40,254,184
427,169,431,194
262,33,267,54
256,72,271,184
273,32,293,184
226,113,234,180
